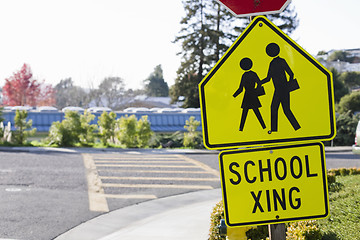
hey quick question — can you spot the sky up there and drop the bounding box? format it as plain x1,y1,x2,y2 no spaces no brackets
0,0,358,91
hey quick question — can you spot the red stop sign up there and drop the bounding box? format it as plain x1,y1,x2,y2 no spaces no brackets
217,0,291,17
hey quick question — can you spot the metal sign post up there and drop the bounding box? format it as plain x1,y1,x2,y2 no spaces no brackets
269,223,286,240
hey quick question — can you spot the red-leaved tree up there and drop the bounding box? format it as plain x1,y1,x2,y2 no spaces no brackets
37,83,56,106
2,63,56,106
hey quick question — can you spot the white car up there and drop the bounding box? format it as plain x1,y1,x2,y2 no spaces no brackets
62,106,85,112
87,107,112,113
352,120,360,154
37,106,58,112
10,106,33,111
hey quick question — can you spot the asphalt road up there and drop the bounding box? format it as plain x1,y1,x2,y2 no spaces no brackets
0,151,100,240
0,149,359,240
324,151,360,168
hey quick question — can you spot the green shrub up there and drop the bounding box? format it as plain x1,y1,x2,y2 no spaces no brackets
208,201,266,240
327,172,336,185
328,168,360,176
149,132,184,148
116,115,153,148
327,170,344,192
117,115,138,148
47,111,97,147
332,111,359,146
327,170,345,192
286,220,322,240
48,121,67,146
136,115,153,148
208,201,225,240
79,110,97,146
328,169,340,176
98,111,117,145
246,225,268,240
349,167,360,175
48,111,81,146
329,181,344,193
339,168,350,176
13,110,37,144
183,116,202,148
337,91,360,114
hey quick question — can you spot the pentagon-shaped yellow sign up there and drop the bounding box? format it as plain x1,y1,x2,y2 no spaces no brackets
199,16,336,149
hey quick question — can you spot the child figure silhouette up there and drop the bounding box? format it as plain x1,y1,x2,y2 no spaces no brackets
233,57,266,131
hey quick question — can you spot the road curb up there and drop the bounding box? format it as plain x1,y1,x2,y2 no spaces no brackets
0,146,352,154
54,189,222,240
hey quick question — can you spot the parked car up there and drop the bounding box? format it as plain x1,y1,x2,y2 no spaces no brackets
87,107,112,113
10,106,33,111
123,107,152,113
37,106,59,112
62,106,85,113
352,120,360,154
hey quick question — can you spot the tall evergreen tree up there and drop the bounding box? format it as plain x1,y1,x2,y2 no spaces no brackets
267,4,299,35
144,65,169,97
171,0,299,108
330,68,349,103
339,71,360,90
171,0,207,107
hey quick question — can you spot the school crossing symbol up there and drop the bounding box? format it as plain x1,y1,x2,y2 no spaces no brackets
199,16,336,150
219,142,329,227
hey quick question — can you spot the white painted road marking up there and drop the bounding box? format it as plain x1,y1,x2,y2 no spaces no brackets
83,153,220,212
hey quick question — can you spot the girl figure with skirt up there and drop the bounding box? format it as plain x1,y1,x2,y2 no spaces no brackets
233,57,266,131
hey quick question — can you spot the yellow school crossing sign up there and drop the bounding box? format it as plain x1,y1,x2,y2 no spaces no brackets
219,142,329,227
199,16,336,149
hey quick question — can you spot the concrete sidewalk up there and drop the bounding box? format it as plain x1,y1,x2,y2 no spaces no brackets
324,146,352,152
55,189,222,240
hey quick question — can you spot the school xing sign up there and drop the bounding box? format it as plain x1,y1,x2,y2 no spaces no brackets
199,16,336,150
219,142,329,227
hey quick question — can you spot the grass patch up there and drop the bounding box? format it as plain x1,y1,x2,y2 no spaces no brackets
318,175,360,239
27,131,49,142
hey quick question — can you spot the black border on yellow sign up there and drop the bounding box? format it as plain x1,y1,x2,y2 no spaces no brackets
219,142,329,227
199,16,335,149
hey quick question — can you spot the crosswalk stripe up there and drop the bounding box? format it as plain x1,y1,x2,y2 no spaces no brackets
94,160,185,164
100,176,219,181
95,164,199,168
84,153,220,212
94,157,180,160
102,183,213,189
177,155,220,177
103,194,157,199
82,154,109,212
98,169,215,174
